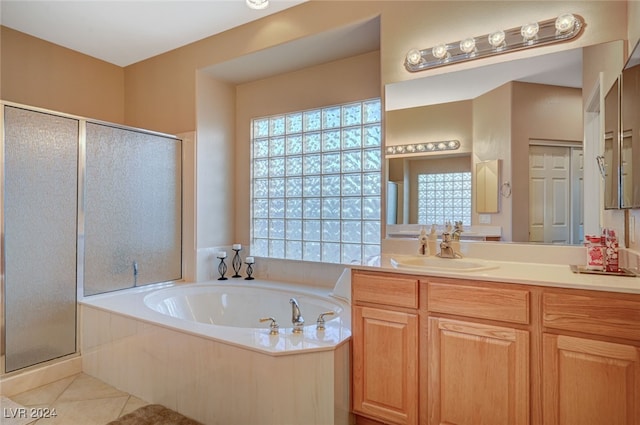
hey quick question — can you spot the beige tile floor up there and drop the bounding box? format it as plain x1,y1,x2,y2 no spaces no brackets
3,373,148,425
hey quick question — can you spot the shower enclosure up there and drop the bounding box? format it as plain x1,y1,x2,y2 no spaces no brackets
1,102,182,373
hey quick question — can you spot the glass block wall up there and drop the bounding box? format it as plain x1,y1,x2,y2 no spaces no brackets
251,99,382,263
417,172,472,225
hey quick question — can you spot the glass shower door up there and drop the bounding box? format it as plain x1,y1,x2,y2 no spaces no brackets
83,123,182,296
3,106,78,372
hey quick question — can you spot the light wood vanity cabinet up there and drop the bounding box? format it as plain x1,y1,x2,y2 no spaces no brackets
351,270,640,425
352,272,419,425
425,278,531,425
542,290,640,425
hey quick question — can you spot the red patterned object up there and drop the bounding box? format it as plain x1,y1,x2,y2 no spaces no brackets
603,229,619,272
585,235,605,271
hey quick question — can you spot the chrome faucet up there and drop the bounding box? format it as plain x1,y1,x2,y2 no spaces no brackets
289,298,304,333
437,231,456,258
452,221,463,241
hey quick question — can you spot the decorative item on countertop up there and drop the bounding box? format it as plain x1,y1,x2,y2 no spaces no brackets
451,221,463,255
245,256,255,280
603,228,619,272
584,235,605,271
231,244,243,278
217,251,228,280
428,224,437,257
418,226,428,255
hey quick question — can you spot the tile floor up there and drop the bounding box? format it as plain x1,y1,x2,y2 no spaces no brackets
2,373,148,425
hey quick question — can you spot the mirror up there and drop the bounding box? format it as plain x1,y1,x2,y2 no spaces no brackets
476,160,500,213
385,47,586,244
603,76,620,209
621,39,640,208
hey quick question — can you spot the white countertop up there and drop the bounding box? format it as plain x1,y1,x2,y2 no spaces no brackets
352,254,640,294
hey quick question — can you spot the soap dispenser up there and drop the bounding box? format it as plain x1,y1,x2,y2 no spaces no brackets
428,224,437,257
418,226,428,255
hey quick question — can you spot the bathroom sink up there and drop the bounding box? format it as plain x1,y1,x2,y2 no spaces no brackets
390,256,499,272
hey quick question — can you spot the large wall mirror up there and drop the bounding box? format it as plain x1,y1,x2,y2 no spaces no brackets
621,39,640,208
385,47,589,245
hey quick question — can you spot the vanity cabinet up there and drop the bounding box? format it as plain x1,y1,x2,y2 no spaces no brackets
352,272,419,425
425,279,531,425
542,290,640,425
352,269,640,425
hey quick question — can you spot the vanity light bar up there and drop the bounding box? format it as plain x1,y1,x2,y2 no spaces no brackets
405,13,585,72
386,140,460,156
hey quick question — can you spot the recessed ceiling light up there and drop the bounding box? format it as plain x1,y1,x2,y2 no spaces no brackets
246,0,269,10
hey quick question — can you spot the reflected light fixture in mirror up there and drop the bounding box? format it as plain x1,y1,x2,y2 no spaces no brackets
246,0,269,9
386,140,460,156
405,14,585,72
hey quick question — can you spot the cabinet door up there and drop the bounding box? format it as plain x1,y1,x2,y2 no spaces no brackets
353,306,418,425
543,334,640,425
428,317,530,425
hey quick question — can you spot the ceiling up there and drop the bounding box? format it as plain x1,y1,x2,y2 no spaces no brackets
0,0,308,67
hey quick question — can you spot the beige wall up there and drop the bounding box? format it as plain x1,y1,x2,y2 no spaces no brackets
195,73,236,250
0,26,124,123
124,2,383,134
473,84,512,240
386,101,473,155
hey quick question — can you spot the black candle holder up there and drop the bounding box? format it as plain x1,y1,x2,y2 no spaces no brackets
245,262,255,280
217,256,228,280
232,248,242,278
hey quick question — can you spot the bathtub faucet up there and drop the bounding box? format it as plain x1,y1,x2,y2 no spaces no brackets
289,298,304,333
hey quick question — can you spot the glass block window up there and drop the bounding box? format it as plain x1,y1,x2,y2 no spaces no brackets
251,99,382,264
417,172,472,225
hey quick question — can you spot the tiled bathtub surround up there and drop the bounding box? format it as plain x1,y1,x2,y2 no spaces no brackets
195,246,347,288
80,281,351,425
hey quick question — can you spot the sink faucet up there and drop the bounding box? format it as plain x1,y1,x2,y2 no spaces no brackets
453,221,463,241
289,298,304,333
438,231,456,258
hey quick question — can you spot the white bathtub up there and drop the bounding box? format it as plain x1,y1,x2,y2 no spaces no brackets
144,283,346,330
81,279,350,355
80,279,352,424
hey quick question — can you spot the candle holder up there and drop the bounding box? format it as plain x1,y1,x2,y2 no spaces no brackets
245,262,255,280
217,255,228,280
231,247,242,278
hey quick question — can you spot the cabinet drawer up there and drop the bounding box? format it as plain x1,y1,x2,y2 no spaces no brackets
352,272,418,309
543,292,640,341
427,280,530,324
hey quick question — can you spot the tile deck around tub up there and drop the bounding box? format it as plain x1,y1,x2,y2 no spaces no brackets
2,373,148,425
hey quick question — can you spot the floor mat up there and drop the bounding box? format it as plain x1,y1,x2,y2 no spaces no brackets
106,403,203,425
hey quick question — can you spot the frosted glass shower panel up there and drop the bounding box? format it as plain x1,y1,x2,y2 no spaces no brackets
84,123,182,296
3,106,78,372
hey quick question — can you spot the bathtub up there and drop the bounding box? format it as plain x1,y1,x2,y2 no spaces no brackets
144,282,347,331
80,279,352,424
82,280,350,355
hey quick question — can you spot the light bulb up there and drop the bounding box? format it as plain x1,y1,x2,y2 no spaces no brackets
521,22,540,40
406,49,423,65
432,44,449,59
459,37,476,54
246,0,269,10
488,30,506,48
555,13,576,33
